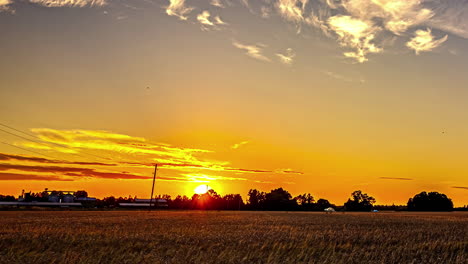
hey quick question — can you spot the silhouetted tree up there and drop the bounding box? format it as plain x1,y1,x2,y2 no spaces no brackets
407,191,453,211
264,188,297,211
247,189,266,210
295,193,315,210
344,190,375,211
191,189,223,210
0,195,16,202
75,190,88,198
223,194,245,210
316,198,332,210
171,195,191,209
102,196,117,207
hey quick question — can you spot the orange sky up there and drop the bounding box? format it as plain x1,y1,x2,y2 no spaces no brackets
0,0,468,206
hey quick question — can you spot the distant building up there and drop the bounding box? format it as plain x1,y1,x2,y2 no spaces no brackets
0,188,96,207
119,198,168,208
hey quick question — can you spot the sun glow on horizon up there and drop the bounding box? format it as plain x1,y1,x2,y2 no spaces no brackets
194,184,212,194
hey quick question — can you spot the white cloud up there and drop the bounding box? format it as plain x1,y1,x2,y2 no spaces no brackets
341,0,433,35
0,0,13,12
302,0,454,62
211,0,225,8
214,15,227,25
325,0,340,9
276,0,308,23
166,0,193,20
276,48,296,65
240,0,249,8
28,0,106,7
197,10,227,30
260,6,271,18
233,41,271,62
406,28,448,55
327,15,382,63
197,10,215,26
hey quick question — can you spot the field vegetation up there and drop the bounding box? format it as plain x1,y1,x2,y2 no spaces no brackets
0,211,466,263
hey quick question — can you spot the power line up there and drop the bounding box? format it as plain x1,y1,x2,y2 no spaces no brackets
0,123,39,140
0,123,111,161
0,122,154,179
0,141,59,160
0,127,95,161
0,141,148,178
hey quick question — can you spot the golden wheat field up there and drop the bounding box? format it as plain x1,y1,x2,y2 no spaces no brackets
0,211,466,264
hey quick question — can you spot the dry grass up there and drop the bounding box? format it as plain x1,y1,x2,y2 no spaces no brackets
0,211,466,263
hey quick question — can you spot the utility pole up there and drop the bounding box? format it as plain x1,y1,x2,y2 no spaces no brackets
149,164,158,210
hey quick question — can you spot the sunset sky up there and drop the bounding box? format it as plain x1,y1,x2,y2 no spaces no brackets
1,0,467,206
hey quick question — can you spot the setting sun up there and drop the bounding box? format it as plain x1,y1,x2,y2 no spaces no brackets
194,185,212,194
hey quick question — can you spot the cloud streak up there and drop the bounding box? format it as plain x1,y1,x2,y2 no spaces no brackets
231,141,249,149
379,177,413,181
232,41,270,62
3,128,303,183
451,186,468,190
0,153,113,166
0,172,72,181
29,0,106,7
0,163,149,180
276,48,296,65
210,0,227,8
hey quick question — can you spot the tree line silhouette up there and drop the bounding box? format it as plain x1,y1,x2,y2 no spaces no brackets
1,188,460,211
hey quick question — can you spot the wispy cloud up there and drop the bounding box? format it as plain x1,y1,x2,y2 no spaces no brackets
276,0,308,24
426,0,468,39
276,48,295,65
305,0,453,62
276,169,304,175
0,163,149,180
340,0,433,35
327,15,381,63
322,70,365,83
0,172,72,181
451,186,468,190
323,71,351,82
240,0,249,8
197,10,227,30
406,28,448,55
157,0,464,63
165,0,193,20
231,141,249,149
0,152,113,166
233,41,270,62
29,0,106,8
197,10,214,26
210,0,226,8
213,15,226,25
379,177,413,181
4,128,303,182
0,0,13,12
260,5,271,18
